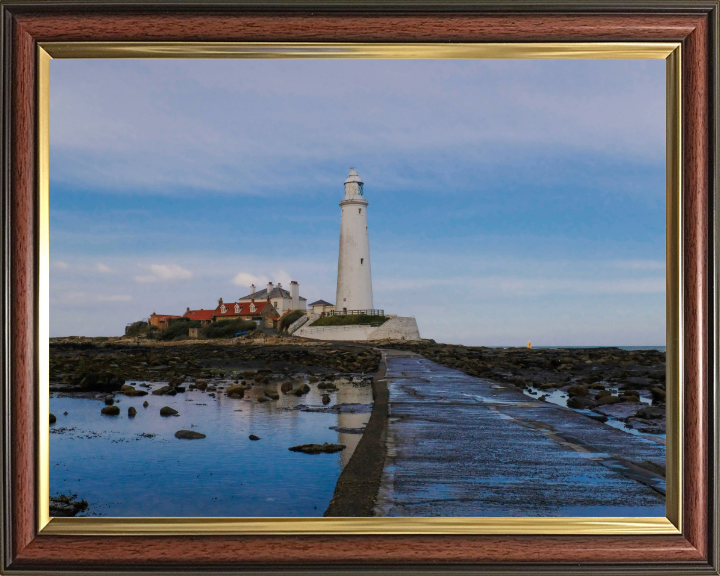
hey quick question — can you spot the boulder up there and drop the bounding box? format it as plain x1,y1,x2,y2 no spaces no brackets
309,375,319,383
650,387,666,402
49,413,56,424
143,400,149,407
249,434,261,441
596,395,622,406
322,394,331,405
226,385,245,398
280,381,294,393
288,442,346,454
293,383,311,397
636,405,665,420
195,380,208,391
121,384,148,397
128,407,137,418
104,395,115,405
567,396,597,410
174,430,206,439
101,405,120,416
152,386,170,396
160,406,178,417
264,388,280,400
567,384,588,397
256,396,269,403
595,390,611,399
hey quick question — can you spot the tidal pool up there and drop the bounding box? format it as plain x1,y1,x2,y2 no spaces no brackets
50,379,372,517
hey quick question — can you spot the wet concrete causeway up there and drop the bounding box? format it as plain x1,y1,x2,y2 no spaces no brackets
374,351,666,517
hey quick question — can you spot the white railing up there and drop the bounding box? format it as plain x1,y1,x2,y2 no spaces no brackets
287,313,312,334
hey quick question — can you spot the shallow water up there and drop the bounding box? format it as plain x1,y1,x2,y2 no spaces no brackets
50,379,372,517
522,386,666,440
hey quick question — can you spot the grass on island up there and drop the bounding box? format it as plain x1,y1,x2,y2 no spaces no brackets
126,320,156,337
158,318,202,341
202,318,257,339
279,310,306,332
310,314,389,327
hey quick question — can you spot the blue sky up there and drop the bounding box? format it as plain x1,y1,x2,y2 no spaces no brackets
50,58,665,345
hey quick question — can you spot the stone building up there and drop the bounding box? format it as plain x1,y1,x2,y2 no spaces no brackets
238,281,307,315
308,299,335,316
148,312,181,330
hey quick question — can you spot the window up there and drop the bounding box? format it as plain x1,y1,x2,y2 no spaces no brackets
358,208,361,214
234,304,240,313
220,305,226,314
361,258,364,264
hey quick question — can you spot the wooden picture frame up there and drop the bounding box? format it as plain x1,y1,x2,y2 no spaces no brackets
1,1,718,573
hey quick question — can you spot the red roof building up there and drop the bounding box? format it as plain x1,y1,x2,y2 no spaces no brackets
182,308,215,325
212,298,269,321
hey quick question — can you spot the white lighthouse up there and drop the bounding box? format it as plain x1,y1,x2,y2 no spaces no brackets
336,168,373,314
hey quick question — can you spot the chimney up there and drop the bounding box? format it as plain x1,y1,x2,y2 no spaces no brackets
186,307,190,313
290,281,299,310
267,281,273,296
218,298,223,306
250,283,255,296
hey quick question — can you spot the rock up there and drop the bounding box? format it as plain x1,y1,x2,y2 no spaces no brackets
166,389,178,396
317,382,328,390
143,401,149,407
50,494,88,517
175,386,186,393
586,413,608,423
207,386,217,392
160,406,178,417
121,384,148,397
636,405,665,420
256,396,269,403
249,434,261,441
595,390,612,399
104,395,115,405
589,383,606,390
128,407,137,417
208,393,215,398
620,394,640,403
322,394,331,405
174,430,206,439
288,442,346,454
595,395,622,406
49,413,56,424
280,381,294,393
567,384,588,397
595,402,645,419
226,385,245,398
264,388,280,400
309,375,319,383
293,383,311,397
195,380,208,391
329,426,366,434
650,387,666,402
101,405,120,416
566,396,597,410
152,386,170,396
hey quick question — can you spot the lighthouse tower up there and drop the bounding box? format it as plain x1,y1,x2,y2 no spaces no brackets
336,168,373,314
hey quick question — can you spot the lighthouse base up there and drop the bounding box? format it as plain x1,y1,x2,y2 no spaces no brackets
295,316,420,342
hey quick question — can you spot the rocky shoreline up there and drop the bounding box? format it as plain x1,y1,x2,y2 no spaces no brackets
49,337,666,516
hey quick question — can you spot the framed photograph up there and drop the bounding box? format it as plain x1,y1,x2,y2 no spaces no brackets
1,1,718,573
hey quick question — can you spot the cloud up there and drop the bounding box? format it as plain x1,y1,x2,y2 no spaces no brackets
53,260,69,269
134,264,193,283
95,263,113,273
96,294,132,302
231,272,267,288
54,291,132,303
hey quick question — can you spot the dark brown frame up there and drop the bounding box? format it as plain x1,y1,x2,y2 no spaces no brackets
1,2,718,573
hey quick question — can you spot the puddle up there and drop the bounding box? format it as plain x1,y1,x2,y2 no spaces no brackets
523,386,664,440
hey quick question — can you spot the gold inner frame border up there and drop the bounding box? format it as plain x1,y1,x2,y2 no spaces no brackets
37,41,682,536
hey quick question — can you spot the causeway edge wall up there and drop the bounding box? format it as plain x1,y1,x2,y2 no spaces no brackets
295,317,420,342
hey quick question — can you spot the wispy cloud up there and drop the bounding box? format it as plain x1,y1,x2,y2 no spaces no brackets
52,260,69,269
95,263,113,273
134,264,193,283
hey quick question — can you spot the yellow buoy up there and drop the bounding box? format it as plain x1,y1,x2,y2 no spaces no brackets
527,341,532,349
